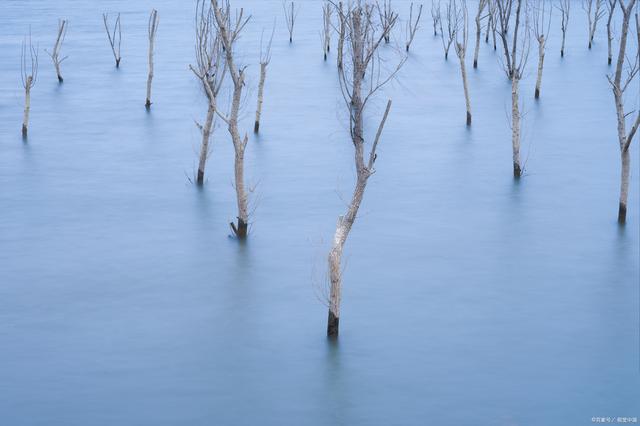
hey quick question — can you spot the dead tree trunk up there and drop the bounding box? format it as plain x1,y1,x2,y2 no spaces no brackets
455,1,471,125
103,13,122,67
431,0,441,35
254,26,273,133
213,0,252,237
557,0,570,57
21,33,38,137
583,0,605,49
473,0,488,68
336,2,346,68
189,0,226,186
406,2,424,52
323,2,333,59
496,0,529,178
533,0,551,99
283,1,299,43
46,19,67,83
441,0,462,60
327,1,403,337
608,0,639,223
606,0,615,64
377,0,395,43
146,9,159,108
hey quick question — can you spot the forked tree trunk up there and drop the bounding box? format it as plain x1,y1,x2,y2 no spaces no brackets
618,149,630,223
327,174,367,337
254,62,267,133
197,104,215,185
512,75,521,177
22,78,32,137
535,36,545,99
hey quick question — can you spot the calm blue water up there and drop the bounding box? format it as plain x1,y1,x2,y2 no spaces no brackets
0,1,638,425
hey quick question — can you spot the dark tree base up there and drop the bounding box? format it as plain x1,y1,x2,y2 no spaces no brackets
608,57,612,65
145,99,152,108
115,59,121,68
561,50,564,58
254,121,260,133
406,45,409,52
196,169,205,186
57,75,64,83
466,111,472,126
618,203,627,224
324,52,327,61
230,218,248,238
513,162,522,179
535,88,540,99
21,125,27,137
327,310,339,337
473,59,478,68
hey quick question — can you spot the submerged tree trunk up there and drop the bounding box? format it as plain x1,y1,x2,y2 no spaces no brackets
254,63,267,133
512,75,521,178
618,149,630,223
459,52,471,125
561,30,566,57
327,176,367,337
22,79,31,137
230,137,249,237
535,36,545,99
197,104,215,185
146,9,158,108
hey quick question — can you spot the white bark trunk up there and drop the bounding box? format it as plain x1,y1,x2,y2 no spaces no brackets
619,149,630,223
254,63,267,133
146,39,154,107
197,104,215,185
535,37,545,99
22,79,31,136
512,75,521,177
473,15,482,68
459,50,472,125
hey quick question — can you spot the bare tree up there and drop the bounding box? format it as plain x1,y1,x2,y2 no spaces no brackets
605,0,616,64
21,32,38,137
454,0,472,125
323,2,333,59
473,0,489,67
45,19,67,83
189,0,227,186
146,9,159,108
212,0,252,238
255,25,274,133
488,0,498,50
377,0,396,43
431,0,442,35
103,13,122,67
532,0,551,99
440,0,463,59
335,1,346,68
406,2,424,51
583,0,605,48
325,0,404,337
283,1,299,43
607,0,639,224
557,0,570,57
496,0,530,178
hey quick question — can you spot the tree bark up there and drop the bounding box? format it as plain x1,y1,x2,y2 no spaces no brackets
197,104,215,185
459,51,472,125
561,31,566,57
22,79,31,137
473,13,482,68
254,63,267,133
146,42,154,108
535,36,545,99
512,75,521,178
618,149,630,223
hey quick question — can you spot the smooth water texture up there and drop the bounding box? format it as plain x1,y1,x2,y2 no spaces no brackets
0,1,639,425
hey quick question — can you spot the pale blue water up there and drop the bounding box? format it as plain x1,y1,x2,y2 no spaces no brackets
0,1,638,425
